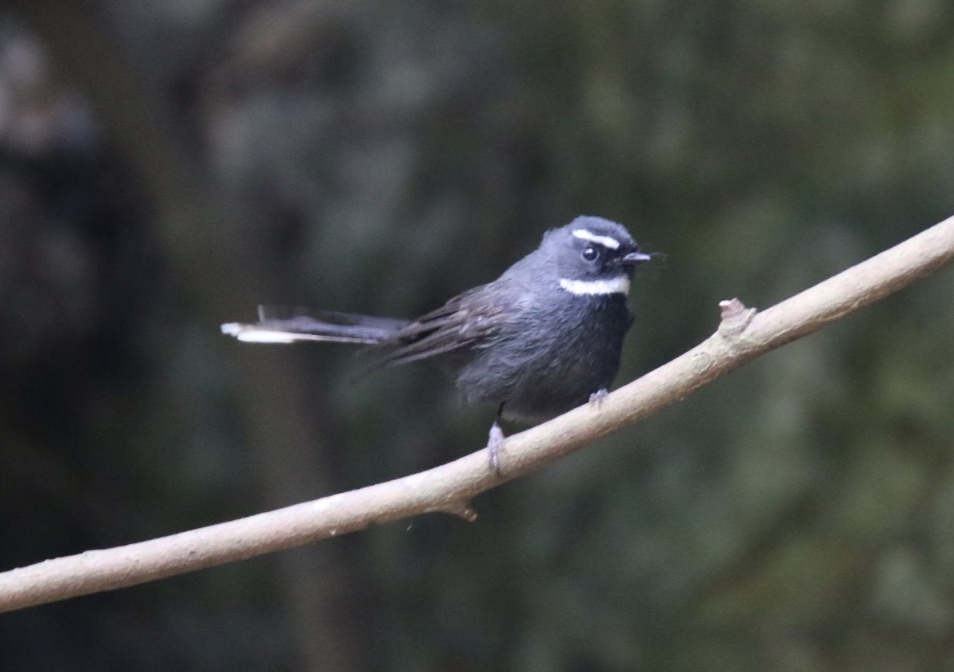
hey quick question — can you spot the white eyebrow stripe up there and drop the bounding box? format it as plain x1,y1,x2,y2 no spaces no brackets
559,276,631,296
572,229,621,249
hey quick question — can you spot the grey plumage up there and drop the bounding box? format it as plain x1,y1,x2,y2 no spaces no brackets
222,215,649,428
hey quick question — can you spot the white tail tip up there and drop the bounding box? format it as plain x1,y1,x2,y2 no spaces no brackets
221,323,300,343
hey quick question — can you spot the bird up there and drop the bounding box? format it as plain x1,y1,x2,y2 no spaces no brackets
221,216,651,472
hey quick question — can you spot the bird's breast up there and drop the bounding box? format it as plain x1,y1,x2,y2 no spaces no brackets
454,291,634,420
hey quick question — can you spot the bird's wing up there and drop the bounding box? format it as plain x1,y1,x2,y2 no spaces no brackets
367,284,509,369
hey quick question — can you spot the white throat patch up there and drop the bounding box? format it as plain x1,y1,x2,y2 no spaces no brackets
572,228,621,250
559,276,631,296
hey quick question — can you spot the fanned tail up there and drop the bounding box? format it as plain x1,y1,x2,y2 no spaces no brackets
221,306,408,345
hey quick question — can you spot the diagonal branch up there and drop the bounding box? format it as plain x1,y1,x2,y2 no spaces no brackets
1,215,953,614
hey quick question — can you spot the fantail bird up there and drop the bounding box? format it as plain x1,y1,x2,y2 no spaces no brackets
222,216,650,471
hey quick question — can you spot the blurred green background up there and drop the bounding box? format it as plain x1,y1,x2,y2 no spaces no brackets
2,1,954,671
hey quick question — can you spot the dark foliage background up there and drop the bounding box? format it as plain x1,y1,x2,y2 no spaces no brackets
2,1,954,670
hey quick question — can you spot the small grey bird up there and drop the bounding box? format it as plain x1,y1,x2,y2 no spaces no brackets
222,216,650,471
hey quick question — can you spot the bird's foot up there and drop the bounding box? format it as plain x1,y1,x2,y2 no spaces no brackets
487,421,505,475
588,388,609,407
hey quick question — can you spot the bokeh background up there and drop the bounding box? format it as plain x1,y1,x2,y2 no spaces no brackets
2,1,954,671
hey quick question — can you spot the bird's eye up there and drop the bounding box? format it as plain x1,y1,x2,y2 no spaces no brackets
582,245,599,262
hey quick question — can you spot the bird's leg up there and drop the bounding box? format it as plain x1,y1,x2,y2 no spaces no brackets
588,388,609,407
486,402,506,474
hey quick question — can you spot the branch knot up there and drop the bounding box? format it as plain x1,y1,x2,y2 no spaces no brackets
717,298,757,340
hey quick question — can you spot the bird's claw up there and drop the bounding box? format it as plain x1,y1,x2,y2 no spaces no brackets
588,388,609,407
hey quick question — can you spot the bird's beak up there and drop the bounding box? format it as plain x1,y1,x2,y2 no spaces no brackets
619,251,652,266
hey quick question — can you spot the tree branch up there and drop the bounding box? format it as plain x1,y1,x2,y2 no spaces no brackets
2,215,953,613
